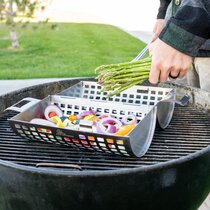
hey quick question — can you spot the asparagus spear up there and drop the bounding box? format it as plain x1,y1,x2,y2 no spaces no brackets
95,57,151,97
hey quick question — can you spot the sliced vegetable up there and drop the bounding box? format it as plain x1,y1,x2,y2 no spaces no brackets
68,114,77,122
48,112,57,118
99,114,115,119
76,108,96,120
61,117,73,127
105,124,117,133
100,117,122,128
115,124,137,136
51,116,64,128
121,114,137,125
94,117,122,134
44,105,63,122
83,114,98,122
31,104,139,136
94,121,117,134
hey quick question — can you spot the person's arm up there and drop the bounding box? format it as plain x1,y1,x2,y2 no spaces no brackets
159,0,210,57
152,0,171,42
157,0,171,19
149,0,210,84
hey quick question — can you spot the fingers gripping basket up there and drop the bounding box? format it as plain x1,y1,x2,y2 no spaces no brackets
6,81,189,157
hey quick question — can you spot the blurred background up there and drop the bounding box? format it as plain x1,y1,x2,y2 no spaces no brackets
0,0,158,80
45,0,159,31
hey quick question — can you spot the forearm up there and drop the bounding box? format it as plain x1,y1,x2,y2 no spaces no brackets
159,0,210,56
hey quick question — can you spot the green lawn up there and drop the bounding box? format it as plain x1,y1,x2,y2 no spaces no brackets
0,23,146,79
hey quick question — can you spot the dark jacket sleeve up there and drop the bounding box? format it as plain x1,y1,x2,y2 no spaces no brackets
159,0,210,56
157,0,171,19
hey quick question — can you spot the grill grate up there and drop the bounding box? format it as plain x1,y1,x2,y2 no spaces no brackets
0,105,210,171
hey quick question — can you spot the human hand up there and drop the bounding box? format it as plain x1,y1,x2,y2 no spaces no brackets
151,19,165,42
149,38,193,84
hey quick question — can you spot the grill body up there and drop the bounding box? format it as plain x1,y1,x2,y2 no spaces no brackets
0,78,209,210
0,150,209,210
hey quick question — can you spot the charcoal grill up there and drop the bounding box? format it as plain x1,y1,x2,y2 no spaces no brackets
0,78,209,210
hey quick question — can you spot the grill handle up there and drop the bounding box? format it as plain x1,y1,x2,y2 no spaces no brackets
161,93,190,106
36,163,83,171
5,97,40,113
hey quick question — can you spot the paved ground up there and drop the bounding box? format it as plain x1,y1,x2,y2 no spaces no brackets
0,30,209,210
0,78,70,96
125,30,152,43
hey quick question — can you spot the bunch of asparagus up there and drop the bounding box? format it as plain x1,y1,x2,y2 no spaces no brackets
95,57,151,97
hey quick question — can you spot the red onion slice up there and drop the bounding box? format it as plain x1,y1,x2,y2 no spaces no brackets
94,121,117,134
99,114,115,119
76,108,96,119
105,124,117,133
100,117,122,128
94,117,121,134
121,114,137,125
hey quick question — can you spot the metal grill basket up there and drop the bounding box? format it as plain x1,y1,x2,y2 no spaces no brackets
6,81,186,157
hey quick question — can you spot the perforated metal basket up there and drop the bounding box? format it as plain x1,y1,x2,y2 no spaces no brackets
6,81,188,157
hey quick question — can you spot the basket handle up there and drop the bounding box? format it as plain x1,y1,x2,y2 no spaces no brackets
161,93,190,106
5,97,40,113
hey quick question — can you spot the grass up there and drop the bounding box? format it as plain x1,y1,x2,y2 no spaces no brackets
0,22,146,79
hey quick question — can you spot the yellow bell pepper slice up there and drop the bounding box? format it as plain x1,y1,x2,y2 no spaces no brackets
51,116,64,128
115,124,137,136
83,114,97,122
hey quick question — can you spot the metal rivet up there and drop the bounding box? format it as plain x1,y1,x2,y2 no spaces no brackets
174,0,181,6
